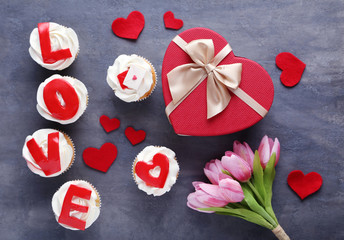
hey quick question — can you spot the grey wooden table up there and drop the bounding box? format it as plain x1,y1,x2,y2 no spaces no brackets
0,0,343,239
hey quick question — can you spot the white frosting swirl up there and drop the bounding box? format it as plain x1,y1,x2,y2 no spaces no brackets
22,129,74,177
52,180,100,230
29,22,79,70
36,74,88,124
134,146,179,196
107,54,154,102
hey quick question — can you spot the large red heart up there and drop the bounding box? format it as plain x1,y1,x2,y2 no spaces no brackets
163,11,183,30
276,52,306,87
82,143,117,173
287,170,323,200
99,115,120,133
162,28,274,136
135,153,169,188
125,127,146,145
111,11,145,40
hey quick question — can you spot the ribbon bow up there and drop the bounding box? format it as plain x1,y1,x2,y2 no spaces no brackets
167,38,242,119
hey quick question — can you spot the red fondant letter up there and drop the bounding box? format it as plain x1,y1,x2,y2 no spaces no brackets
43,79,79,120
38,22,72,64
58,184,92,230
26,132,61,176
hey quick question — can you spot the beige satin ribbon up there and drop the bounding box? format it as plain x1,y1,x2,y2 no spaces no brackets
165,35,268,120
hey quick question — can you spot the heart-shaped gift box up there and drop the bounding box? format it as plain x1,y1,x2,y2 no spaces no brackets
162,28,274,136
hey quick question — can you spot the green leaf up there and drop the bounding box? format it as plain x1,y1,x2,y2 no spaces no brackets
263,153,276,205
263,153,278,223
252,151,266,203
242,185,277,228
199,207,274,230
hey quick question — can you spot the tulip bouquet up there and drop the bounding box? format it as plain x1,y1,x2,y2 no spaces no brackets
187,136,290,240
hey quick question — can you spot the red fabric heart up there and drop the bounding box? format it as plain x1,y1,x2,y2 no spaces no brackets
111,11,145,40
82,143,117,173
161,28,274,136
163,11,183,30
135,153,169,188
276,52,306,87
125,127,146,145
287,170,323,200
99,115,120,133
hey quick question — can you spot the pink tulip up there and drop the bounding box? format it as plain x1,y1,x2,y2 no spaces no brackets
204,159,233,184
187,182,228,213
232,140,254,171
258,135,280,169
221,153,252,182
187,179,244,213
218,178,245,202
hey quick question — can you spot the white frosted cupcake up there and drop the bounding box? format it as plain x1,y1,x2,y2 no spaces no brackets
29,22,79,70
133,146,179,196
52,180,101,231
22,129,74,177
36,74,88,124
107,54,157,102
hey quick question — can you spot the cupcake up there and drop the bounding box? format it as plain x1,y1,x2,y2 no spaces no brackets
22,129,74,177
36,74,88,124
133,146,179,196
29,22,79,70
52,180,101,230
107,54,157,102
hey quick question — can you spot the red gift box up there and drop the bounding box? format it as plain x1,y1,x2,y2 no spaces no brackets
161,28,274,136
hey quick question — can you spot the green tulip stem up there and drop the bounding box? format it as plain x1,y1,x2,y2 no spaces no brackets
247,180,265,206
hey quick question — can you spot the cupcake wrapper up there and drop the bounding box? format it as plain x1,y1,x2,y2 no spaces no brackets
58,130,76,175
136,56,158,102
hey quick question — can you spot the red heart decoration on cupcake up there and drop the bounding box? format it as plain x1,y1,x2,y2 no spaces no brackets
125,127,146,145
162,28,274,136
276,52,306,87
287,170,323,200
163,11,183,30
135,153,169,188
82,143,117,173
99,115,120,133
111,11,145,40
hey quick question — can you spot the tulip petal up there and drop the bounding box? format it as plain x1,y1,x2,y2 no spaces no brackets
218,178,245,202
258,135,270,168
204,168,218,184
221,155,252,182
187,192,214,213
271,138,280,166
199,183,222,198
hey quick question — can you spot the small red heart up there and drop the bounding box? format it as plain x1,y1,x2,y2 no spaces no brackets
112,11,145,40
276,52,306,87
135,153,169,188
287,170,323,200
163,11,183,30
99,115,120,133
125,127,146,145
82,143,117,173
